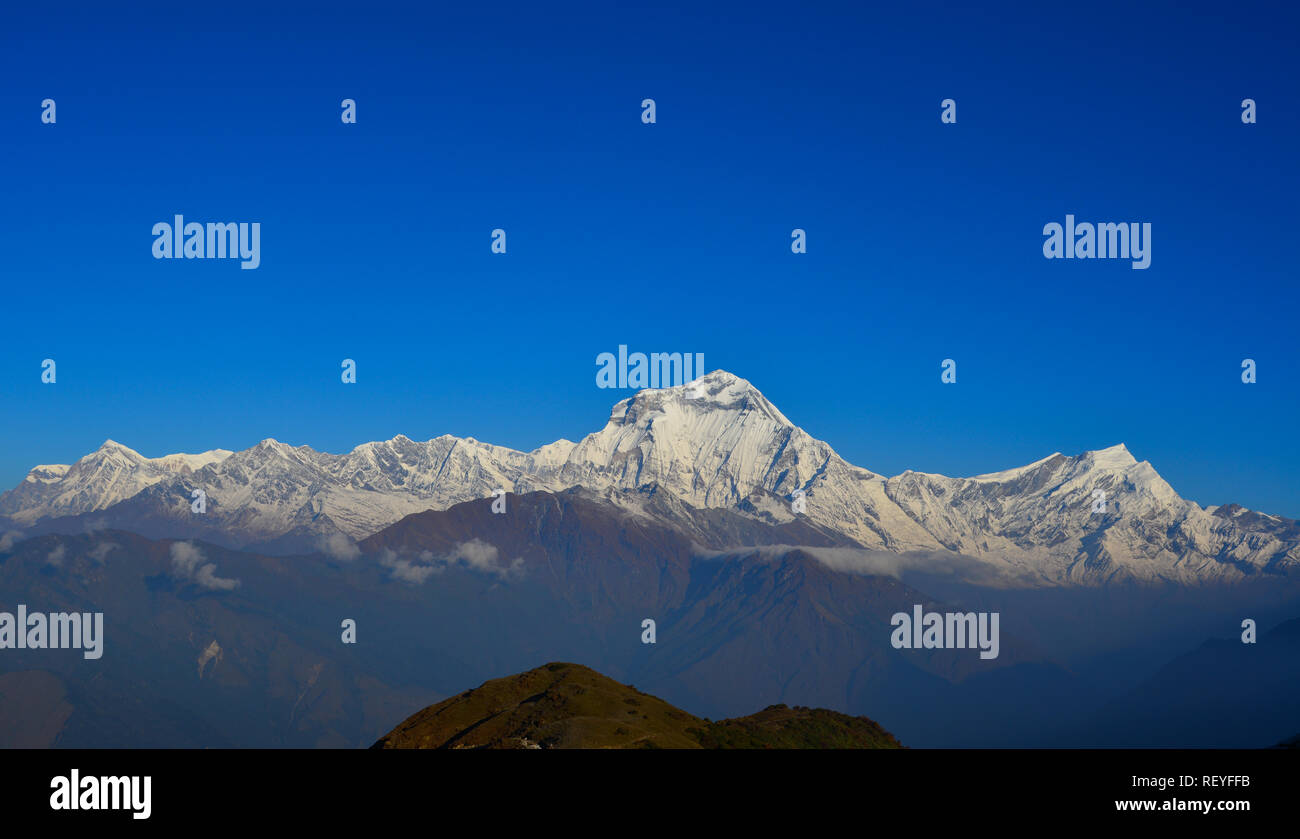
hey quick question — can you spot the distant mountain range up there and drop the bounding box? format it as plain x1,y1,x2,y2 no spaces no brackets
372,661,903,749
3,370,1297,584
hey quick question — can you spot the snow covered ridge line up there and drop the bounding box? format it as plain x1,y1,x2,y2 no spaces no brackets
0,369,1296,584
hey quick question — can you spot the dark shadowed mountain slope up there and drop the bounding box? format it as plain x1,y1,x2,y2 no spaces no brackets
0,530,439,747
1076,616,1300,747
0,489,1088,748
357,489,1076,745
372,662,902,749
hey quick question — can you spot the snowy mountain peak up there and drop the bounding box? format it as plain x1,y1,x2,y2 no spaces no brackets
608,369,793,429
23,464,70,484
969,452,1066,483
250,438,305,458
73,440,233,473
93,439,146,461
1084,443,1138,470
964,445,1158,490
1,373,1295,585
678,369,790,422
150,450,234,473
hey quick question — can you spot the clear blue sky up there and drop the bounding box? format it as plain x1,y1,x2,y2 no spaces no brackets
1,0,1297,515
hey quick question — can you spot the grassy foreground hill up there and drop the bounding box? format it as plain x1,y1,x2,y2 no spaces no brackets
372,662,902,749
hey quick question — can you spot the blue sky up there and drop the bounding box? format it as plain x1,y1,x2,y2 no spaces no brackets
1,0,1297,515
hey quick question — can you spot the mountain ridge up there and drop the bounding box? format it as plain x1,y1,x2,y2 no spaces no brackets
3,370,1296,584
371,661,903,749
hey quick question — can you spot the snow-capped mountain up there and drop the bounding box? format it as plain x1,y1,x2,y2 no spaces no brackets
1,370,1296,583
0,440,232,522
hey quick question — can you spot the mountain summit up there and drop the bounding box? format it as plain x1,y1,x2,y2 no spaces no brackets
371,661,902,749
1,370,1296,583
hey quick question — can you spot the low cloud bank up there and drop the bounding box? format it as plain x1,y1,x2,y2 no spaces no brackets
694,544,1042,589
377,539,523,584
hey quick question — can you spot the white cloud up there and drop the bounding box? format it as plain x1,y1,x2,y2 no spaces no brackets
393,560,441,585
87,541,119,563
695,545,1038,588
169,541,240,591
377,547,443,585
454,539,501,574
445,539,524,581
318,532,361,562
377,539,522,585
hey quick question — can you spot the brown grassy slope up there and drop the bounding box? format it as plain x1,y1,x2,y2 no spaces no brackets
692,703,903,749
372,662,902,749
